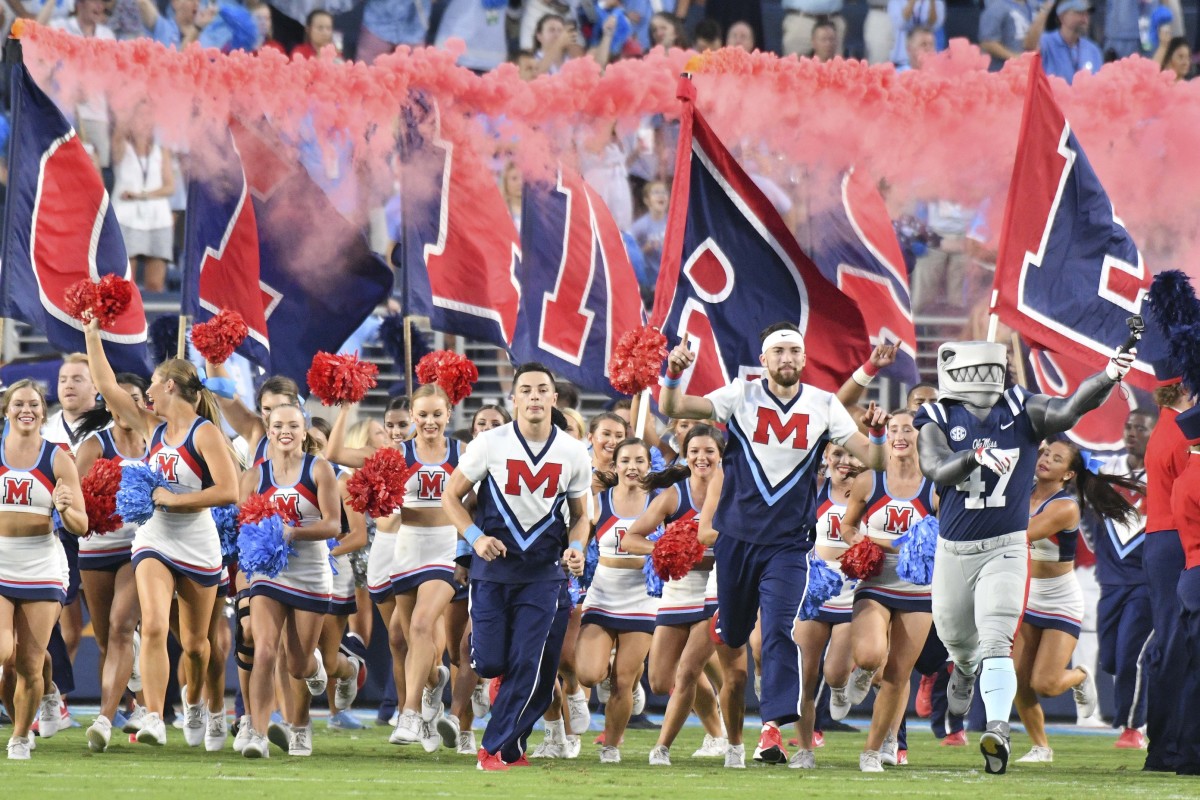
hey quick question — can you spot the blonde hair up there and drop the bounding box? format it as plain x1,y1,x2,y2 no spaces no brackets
412,384,452,408
561,407,585,439
155,359,221,426
62,353,90,366
266,403,320,455
344,418,376,450
2,379,48,417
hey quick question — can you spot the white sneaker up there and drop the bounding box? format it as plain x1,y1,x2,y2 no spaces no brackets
471,682,491,719
122,705,148,733
436,713,460,749
456,730,477,755
305,652,329,697
389,709,422,745
860,750,884,772
597,676,612,704
725,743,746,769
881,733,899,766
566,689,590,734
233,715,253,754
847,667,875,706
422,665,450,722
530,738,564,759
599,745,621,764
948,664,977,717
288,724,313,756
830,686,852,721
632,682,646,715
334,655,362,711
564,734,581,759
420,719,441,753
37,689,61,739
242,731,269,759
691,733,728,757
86,715,112,753
788,749,816,769
1073,665,1098,720
267,721,291,752
1017,745,1054,763
1077,713,1108,728
128,630,143,693
135,712,167,746
649,744,671,765
7,736,32,760
205,711,228,752
182,697,207,747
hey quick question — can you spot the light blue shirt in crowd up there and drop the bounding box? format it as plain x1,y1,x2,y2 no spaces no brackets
363,0,431,46
782,0,845,15
1039,31,1103,84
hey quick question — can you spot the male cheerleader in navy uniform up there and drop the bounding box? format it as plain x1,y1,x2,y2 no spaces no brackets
442,363,592,771
913,340,1134,774
660,323,887,766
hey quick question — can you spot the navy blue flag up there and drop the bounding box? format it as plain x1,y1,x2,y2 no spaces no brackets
181,120,392,387
511,168,646,395
0,54,150,374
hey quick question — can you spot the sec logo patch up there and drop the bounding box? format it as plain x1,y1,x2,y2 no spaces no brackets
950,426,967,442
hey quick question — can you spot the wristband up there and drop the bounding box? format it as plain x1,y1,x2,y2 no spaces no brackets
203,376,237,399
851,367,874,387
666,367,683,379
463,524,484,546
568,541,584,553
661,374,681,389
868,432,886,446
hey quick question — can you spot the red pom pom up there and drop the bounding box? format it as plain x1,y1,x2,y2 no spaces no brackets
651,518,707,581
62,275,134,328
840,539,886,580
345,448,416,519
609,326,668,396
239,492,299,526
64,280,98,322
191,310,249,364
306,352,379,406
415,350,479,405
81,458,123,535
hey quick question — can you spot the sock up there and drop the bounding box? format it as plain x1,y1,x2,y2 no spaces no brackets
979,657,1017,723
545,718,565,743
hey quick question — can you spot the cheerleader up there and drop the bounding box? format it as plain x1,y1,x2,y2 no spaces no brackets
73,376,150,752
576,437,659,764
0,381,87,760
588,412,630,491
240,404,341,757
790,442,867,766
84,320,239,747
623,424,731,766
1013,440,1138,763
840,409,937,772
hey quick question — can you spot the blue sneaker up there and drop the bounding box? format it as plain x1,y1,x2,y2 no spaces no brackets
270,711,284,725
113,710,129,730
328,710,364,730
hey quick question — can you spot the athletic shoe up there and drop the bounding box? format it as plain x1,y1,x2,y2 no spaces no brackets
437,713,460,748
306,652,329,697
632,682,646,715
135,712,167,746
979,720,1011,775
242,731,269,759
59,698,81,729
267,721,291,752
389,709,422,745
476,749,508,771
753,723,788,764
948,664,977,717
7,736,32,760
181,691,207,747
334,654,363,711
599,745,621,764
860,750,884,773
205,711,228,752
113,710,129,730
122,705,148,734
507,754,532,767
420,719,442,753
691,734,727,757
233,715,253,753
881,733,899,766
822,719,858,732
328,710,365,730
788,749,816,769
128,630,142,693
626,713,659,730
724,743,746,769
1115,727,1147,749
847,667,875,706
942,730,968,747
563,734,581,759
456,731,477,755
530,738,564,759
86,715,112,753
649,745,671,765
1073,665,1098,720
422,665,450,722
596,676,612,704
1016,745,1053,763
471,683,491,719
36,689,60,738
1076,712,1108,728
829,686,852,721
566,689,590,734
897,749,909,765
288,724,313,757
916,673,936,718
813,732,825,749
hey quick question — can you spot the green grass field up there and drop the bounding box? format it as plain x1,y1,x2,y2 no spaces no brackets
3,719,1195,798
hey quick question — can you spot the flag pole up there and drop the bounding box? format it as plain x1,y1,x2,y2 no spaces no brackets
1009,331,1028,389
176,315,188,359
631,388,650,442
404,314,416,405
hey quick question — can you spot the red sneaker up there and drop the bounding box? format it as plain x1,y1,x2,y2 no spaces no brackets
753,723,788,764
477,749,509,771
488,676,503,706
813,732,825,749
708,612,724,646
594,732,605,745
1114,728,1147,749
507,755,532,767
941,730,968,747
788,738,799,748
897,749,908,765
916,673,936,718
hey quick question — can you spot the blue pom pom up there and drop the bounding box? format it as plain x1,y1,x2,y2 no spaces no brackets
567,575,582,608
211,504,241,565
643,555,664,598
327,539,339,574
797,556,844,621
116,464,171,526
896,516,939,585
581,537,600,589
649,446,667,474
237,516,295,579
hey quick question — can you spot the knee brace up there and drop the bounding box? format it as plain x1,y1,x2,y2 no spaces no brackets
234,603,254,672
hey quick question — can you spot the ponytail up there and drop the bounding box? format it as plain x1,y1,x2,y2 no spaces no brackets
1064,444,1142,526
196,385,223,429
595,470,619,489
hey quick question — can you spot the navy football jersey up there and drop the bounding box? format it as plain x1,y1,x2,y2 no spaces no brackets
913,387,1040,542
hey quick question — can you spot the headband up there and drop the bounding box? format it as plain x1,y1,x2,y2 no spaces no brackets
761,329,805,354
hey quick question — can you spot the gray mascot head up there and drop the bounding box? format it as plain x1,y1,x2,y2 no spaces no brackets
937,341,1007,408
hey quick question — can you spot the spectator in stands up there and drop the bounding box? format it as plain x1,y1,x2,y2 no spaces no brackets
782,0,844,58
1026,0,1103,84
811,18,839,60
909,199,976,314
629,180,668,298
579,123,633,230
649,11,688,50
106,0,143,40
863,0,892,63
137,0,213,50
433,0,509,73
533,12,572,75
888,0,944,68
692,17,723,50
896,25,936,71
292,8,339,60
556,381,581,411
515,49,539,80
112,104,175,293
520,0,580,51
44,0,115,171
726,19,756,51
1104,0,1167,58
501,161,522,231
979,0,1038,71
1160,36,1192,80
250,0,286,54
357,0,430,65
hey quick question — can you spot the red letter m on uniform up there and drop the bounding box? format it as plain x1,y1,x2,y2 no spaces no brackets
752,409,810,449
504,460,562,498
